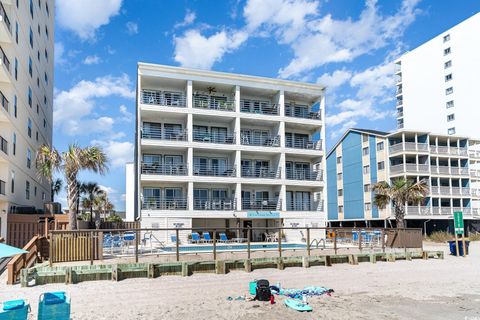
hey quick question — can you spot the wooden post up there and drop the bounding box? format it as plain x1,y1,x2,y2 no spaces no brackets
358,229,362,251
49,232,53,267
278,228,282,258
333,228,337,255
461,234,467,257
90,231,94,265
454,233,460,257
381,229,385,253
403,228,407,255
175,229,180,262
213,230,217,261
247,228,251,260
306,228,310,257
135,229,139,263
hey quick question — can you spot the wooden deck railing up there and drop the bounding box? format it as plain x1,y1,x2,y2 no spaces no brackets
50,231,103,263
7,235,48,284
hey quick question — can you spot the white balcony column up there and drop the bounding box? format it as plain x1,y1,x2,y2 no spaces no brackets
277,90,285,117
235,150,241,178
279,152,286,180
415,133,418,151
188,181,194,211
280,185,286,211
234,85,240,113
235,117,241,147
403,153,406,172
235,183,242,211
187,147,193,176
449,177,452,194
447,137,451,154
186,80,193,109
402,132,405,151
416,154,419,172
187,113,193,142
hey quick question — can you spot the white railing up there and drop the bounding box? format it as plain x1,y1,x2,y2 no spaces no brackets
418,164,429,172
473,208,480,216
389,143,403,153
430,186,439,195
451,187,461,195
417,143,429,151
469,151,480,159
405,206,430,215
440,186,451,195
390,164,404,174
471,170,480,178
450,167,460,175
437,146,449,154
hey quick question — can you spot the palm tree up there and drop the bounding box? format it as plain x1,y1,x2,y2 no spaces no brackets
50,178,63,202
81,182,105,224
94,193,114,228
372,178,429,228
36,144,108,230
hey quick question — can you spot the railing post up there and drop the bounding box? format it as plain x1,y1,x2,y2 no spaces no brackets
247,227,251,260
175,229,180,262
358,229,363,252
213,229,217,261
306,227,310,257
135,228,139,263
381,229,385,253
278,227,282,258
49,232,53,267
90,231,94,266
333,228,337,255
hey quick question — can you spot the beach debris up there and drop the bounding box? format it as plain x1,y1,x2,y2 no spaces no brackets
284,299,313,312
271,286,333,299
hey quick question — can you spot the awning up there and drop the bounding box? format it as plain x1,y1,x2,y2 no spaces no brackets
0,243,28,259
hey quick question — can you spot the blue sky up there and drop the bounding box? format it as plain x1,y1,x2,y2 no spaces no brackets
53,0,480,210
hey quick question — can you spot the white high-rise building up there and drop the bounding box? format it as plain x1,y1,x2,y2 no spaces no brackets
127,63,327,242
0,0,54,238
395,13,480,138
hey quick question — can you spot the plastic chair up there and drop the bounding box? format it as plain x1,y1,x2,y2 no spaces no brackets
191,232,202,244
0,299,29,320
202,232,213,243
38,292,70,320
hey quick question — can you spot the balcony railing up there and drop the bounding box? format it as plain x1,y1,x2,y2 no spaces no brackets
141,90,186,108
0,179,5,195
471,170,480,178
193,132,235,144
286,169,322,181
285,106,321,120
240,134,280,147
241,166,280,179
141,163,187,176
405,206,431,215
469,151,480,159
141,128,188,141
193,165,236,177
0,136,7,154
0,2,11,33
240,100,279,115
450,147,469,156
0,46,10,73
194,198,236,210
142,197,188,210
193,96,235,111
287,200,322,211
285,139,322,150
242,198,280,210
0,90,8,112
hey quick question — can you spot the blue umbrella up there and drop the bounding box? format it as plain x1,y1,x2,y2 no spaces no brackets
0,243,28,259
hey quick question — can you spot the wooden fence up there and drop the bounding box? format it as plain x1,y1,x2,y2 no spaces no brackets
386,229,423,248
100,221,139,230
7,214,69,248
50,231,103,263
7,235,49,284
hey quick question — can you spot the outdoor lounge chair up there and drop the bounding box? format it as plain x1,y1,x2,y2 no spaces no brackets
202,232,213,243
191,232,202,243
170,234,179,244
38,292,70,320
0,299,29,320
219,233,229,243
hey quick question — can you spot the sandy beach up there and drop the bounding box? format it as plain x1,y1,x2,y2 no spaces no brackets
1,242,479,319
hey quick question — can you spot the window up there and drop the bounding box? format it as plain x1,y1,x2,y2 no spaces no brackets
11,171,14,193
444,47,451,55
27,149,31,168
27,118,32,137
44,72,48,84
35,131,38,141
446,100,454,108
45,25,49,39
42,192,46,201
36,104,39,114
37,77,39,87
363,165,370,174
338,189,343,197
378,161,385,170
29,27,33,48
45,2,49,16
377,141,384,151
365,203,371,211
362,134,369,142
446,87,453,95
337,172,342,180
445,74,452,82
364,184,370,192
37,24,40,35
444,60,452,69
338,205,344,213
448,127,456,135
362,146,369,156
44,95,47,105
447,114,455,122
26,181,30,200
14,58,18,80
34,186,37,197
15,22,18,43
29,0,33,17
12,133,16,155
13,95,17,118
443,34,450,42
44,49,48,62
28,57,32,76
43,119,46,128
28,87,32,107
336,156,342,164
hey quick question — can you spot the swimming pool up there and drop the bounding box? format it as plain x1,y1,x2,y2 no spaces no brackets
161,243,307,252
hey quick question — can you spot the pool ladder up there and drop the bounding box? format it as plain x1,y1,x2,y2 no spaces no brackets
310,238,326,249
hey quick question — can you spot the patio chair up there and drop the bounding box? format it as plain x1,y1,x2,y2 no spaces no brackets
0,299,29,320
191,232,202,244
170,234,180,244
38,292,70,320
219,233,229,243
202,232,213,243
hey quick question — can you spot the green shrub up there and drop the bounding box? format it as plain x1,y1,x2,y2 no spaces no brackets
427,231,453,242
105,214,123,222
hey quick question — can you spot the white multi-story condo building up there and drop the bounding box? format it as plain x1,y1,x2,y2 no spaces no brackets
128,63,327,242
0,0,54,238
395,13,480,138
327,129,480,233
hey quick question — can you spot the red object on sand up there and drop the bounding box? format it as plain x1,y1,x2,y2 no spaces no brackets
270,295,275,304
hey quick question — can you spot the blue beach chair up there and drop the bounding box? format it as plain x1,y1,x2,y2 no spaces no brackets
0,299,29,320
219,233,229,243
202,232,213,243
191,232,201,243
38,292,70,320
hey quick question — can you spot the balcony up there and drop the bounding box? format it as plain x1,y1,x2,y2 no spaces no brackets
141,163,187,176
430,145,450,155
142,197,188,210
286,169,322,181
242,198,280,210
193,95,234,111
471,170,480,178
240,133,280,147
285,105,321,120
285,139,322,150
0,2,11,40
0,136,7,154
0,90,7,113
431,166,451,175
390,163,429,174
193,131,235,144
450,147,469,157
240,99,279,116
0,45,10,77
469,151,480,159
193,165,236,177
241,166,280,179
194,198,236,210
141,90,186,108
141,128,188,141
287,200,322,211
389,142,429,153
405,206,431,215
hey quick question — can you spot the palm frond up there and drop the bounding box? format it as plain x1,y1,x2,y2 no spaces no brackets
35,144,61,182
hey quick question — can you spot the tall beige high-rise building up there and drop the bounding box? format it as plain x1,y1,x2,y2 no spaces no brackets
0,0,54,238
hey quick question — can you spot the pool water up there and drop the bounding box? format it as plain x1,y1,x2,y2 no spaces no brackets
161,243,307,252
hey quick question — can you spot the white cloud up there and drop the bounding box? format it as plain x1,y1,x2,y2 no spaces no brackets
174,29,248,69
118,105,133,122
99,185,117,195
56,0,123,40
55,42,66,65
317,69,352,90
83,55,102,65
91,140,134,168
126,21,138,35
350,62,395,101
54,74,135,135
175,10,196,28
